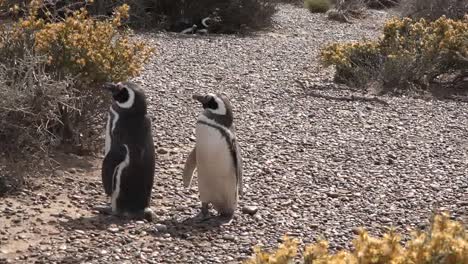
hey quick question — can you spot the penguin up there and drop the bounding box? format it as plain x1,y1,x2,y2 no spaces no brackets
182,93,243,221
99,81,156,221
180,17,213,35
180,24,198,34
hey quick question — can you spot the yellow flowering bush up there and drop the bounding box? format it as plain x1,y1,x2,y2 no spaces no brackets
8,0,155,84
245,213,468,264
244,236,299,264
321,15,468,92
0,0,155,169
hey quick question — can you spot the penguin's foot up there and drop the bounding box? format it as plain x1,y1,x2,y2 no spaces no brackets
201,202,209,217
217,212,234,226
194,202,212,222
118,208,155,222
143,208,155,222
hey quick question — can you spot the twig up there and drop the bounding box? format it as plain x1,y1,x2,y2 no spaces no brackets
295,79,390,106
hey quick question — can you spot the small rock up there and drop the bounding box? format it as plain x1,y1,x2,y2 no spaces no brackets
157,148,169,154
142,247,152,253
326,192,340,198
241,206,258,215
107,227,119,233
381,217,392,223
310,223,319,228
154,224,168,233
223,234,236,241
54,170,65,177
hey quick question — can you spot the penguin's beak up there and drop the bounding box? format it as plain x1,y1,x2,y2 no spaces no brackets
102,82,121,94
192,94,207,104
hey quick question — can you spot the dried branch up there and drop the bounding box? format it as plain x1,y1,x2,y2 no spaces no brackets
295,79,390,106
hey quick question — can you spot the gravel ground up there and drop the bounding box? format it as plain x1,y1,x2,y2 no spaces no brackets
1,4,467,264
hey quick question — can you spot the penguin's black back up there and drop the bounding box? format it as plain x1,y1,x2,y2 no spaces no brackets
113,113,155,213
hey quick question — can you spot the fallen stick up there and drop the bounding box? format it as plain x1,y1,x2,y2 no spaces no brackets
295,79,390,106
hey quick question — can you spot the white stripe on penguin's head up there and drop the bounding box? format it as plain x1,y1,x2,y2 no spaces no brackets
116,85,135,109
207,93,226,115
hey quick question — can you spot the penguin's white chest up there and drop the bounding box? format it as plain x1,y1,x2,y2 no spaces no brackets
104,107,119,157
195,122,237,206
104,113,111,156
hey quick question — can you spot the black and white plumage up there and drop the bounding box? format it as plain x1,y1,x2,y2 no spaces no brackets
183,93,243,220
100,81,156,221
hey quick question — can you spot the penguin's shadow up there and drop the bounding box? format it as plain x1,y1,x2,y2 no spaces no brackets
157,215,232,239
57,213,137,231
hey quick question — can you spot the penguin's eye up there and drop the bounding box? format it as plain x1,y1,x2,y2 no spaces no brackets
205,97,218,109
113,87,130,103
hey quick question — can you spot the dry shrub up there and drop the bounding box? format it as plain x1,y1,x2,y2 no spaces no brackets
24,0,279,33
400,0,467,21
320,15,468,94
1,0,154,144
245,213,468,264
305,0,331,13
0,0,155,194
325,0,398,22
153,0,278,33
326,0,368,22
366,0,399,9
276,0,304,6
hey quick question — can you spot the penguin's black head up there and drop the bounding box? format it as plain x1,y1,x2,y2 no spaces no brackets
103,82,147,115
193,93,234,127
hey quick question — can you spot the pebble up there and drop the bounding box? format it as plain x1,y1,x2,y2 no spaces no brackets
241,206,259,215
108,227,119,233
154,224,168,233
223,235,236,241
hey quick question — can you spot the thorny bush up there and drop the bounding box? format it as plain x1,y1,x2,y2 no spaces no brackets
320,16,468,94
245,213,468,264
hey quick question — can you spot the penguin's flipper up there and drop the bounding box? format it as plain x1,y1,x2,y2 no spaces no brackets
234,139,243,198
182,147,197,188
102,145,127,196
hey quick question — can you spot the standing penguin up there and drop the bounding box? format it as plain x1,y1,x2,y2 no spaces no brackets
183,93,243,220
100,81,156,221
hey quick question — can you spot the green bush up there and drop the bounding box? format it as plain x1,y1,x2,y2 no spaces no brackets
305,0,331,13
321,16,468,94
